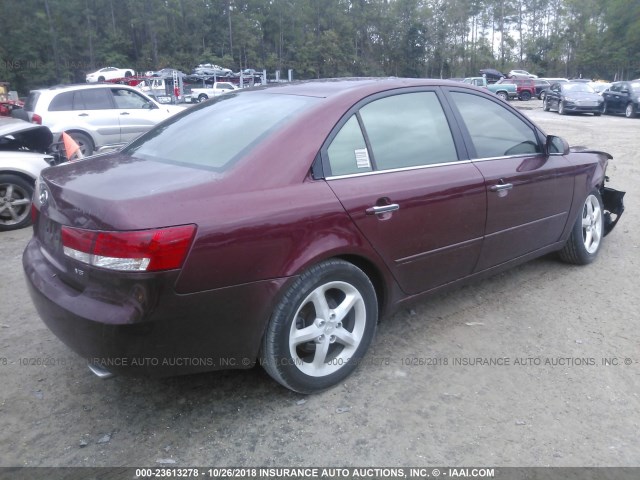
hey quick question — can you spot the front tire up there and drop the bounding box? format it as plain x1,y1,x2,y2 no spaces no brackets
558,101,566,115
543,98,551,111
625,103,636,118
0,174,34,231
559,190,604,265
519,91,532,101
261,259,378,393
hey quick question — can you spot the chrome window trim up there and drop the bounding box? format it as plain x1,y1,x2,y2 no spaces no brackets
469,152,546,163
326,159,473,180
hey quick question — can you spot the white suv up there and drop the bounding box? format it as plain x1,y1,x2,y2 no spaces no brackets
19,84,183,155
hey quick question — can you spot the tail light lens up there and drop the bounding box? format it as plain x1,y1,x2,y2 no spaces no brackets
32,113,42,125
61,225,196,272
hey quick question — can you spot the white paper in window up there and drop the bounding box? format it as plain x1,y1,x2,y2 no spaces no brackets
354,148,371,169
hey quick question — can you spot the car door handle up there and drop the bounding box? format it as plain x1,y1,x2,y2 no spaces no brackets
78,113,89,117
366,204,400,215
120,112,130,115
489,183,513,192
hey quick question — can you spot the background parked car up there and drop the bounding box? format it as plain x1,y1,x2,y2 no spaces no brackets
590,82,612,95
24,78,624,394
497,77,536,100
192,64,233,76
533,79,551,99
86,67,134,83
601,81,640,118
543,82,604,115
508,69,537,78
0,118,56,231
538,78,569,100
17,84,183,156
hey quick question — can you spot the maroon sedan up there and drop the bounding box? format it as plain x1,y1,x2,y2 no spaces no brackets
23,78,625,393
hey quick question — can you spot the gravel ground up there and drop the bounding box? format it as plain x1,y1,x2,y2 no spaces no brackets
0,99,638,470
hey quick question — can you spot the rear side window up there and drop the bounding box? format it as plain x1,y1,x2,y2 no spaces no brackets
450,92,541,158
75,89,113,110
326,91,458,176
123,92,317,171
48,91,75,111
327,115,371,176
359,92,458,170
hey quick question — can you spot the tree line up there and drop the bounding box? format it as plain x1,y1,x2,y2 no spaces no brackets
1,0,638,94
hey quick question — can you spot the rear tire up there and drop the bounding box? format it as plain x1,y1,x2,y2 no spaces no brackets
197,94,208,103
496,91,508,101
519,91,531,101
261,259,378,393
68,132,95,157
0,174,34,231
559,190,604,265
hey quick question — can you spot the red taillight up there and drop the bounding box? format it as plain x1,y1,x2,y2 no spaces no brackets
31,113,42,125
31,204,39,225
61,225,196,272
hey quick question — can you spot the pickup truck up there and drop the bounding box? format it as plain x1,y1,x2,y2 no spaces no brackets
463,77,517,101
189,82,238,103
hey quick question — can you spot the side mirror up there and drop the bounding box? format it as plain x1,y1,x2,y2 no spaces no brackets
546,135,569,155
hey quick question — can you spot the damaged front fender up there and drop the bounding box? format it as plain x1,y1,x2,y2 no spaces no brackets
601,186,625,236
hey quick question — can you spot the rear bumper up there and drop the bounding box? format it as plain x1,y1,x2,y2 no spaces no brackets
23,238,287,377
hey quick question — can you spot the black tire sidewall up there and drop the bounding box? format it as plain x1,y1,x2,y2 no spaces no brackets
262,260,378,393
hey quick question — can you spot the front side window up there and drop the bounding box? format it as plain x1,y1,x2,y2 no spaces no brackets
111,88,151,109
449,91,541,158
326,91,458,176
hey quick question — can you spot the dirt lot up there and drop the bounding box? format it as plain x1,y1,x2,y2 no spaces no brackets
1,100,638,469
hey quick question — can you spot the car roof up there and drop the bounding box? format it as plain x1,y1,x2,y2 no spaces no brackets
31,83,137,94
255,77,461,99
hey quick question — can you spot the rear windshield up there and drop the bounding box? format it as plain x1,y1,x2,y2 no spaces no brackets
123,91,317,171
24,92,40,112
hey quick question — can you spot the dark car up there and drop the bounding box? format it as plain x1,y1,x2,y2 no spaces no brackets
23,78,625,393
498,77,536,100
533,79,551,99
602,81,640,118
543,82,604,115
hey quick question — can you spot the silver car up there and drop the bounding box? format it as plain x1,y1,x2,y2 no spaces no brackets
17,84,183,156
0,118,56,231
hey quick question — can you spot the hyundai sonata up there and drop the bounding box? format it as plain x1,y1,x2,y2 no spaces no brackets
23,78,625,393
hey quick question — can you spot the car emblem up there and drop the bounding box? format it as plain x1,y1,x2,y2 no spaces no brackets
39,185,49,205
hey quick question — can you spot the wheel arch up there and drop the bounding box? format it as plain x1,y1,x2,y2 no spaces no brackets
334,253,388,317
55,129,97,149
0,169,37,186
